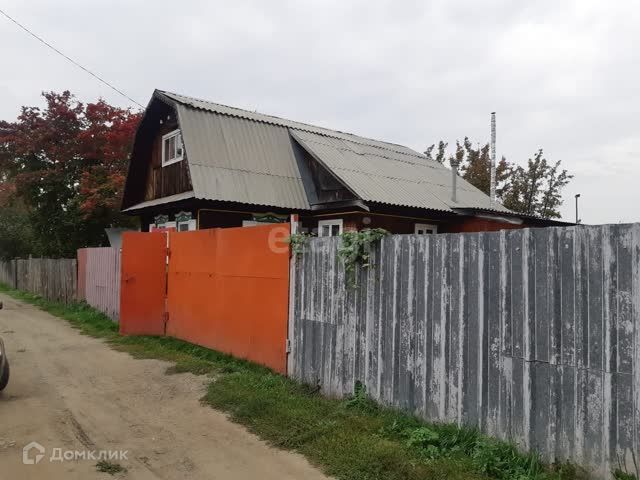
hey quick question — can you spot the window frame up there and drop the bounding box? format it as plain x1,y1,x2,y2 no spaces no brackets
318,218,343,237
414,223,438,234
177,219,197,232
150,221,176,231
175,211,195,231
161,129,184,167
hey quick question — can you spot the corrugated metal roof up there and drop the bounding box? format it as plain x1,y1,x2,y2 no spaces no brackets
175,103,309,209
150,90,511,214
159,90,428,162
290,130,510,213
188,164,308,210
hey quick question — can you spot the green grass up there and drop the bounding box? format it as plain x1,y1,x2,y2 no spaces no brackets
0,283,611,480
615,469,640,480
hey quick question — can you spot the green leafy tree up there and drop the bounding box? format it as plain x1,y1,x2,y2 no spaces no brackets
500,151,572,219
424,141,448,164
424,139,572,219
0,204,35,260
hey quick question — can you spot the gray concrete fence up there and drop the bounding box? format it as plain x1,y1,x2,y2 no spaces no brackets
288,224,640,477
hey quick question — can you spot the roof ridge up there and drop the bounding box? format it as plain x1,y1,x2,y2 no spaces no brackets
155,89,427,159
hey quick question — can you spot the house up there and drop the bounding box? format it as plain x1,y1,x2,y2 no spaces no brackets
121,90,568,235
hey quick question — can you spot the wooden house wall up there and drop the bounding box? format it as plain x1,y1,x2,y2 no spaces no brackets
144,123,192,201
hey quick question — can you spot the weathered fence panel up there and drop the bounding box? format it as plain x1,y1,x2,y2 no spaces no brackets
0,260,17,288
289,224,640,477
13,257,77,303
78,247,121,320
77,249,87,302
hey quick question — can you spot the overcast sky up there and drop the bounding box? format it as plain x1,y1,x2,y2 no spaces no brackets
1,0,637,224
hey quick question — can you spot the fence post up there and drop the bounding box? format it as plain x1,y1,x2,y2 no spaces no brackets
286,215,299,376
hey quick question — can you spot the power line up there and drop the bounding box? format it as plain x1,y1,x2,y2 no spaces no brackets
0,8,145,109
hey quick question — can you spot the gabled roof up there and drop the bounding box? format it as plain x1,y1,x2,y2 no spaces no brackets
132,89,511,214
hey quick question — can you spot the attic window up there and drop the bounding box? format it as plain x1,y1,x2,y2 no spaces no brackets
162,129,184,166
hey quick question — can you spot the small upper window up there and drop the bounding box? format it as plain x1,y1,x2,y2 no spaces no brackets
415,223,437,235
318,219,343,237
162,129,184,166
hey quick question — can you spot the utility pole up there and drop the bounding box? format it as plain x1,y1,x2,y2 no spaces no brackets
490,112,496,204
575,193,581,224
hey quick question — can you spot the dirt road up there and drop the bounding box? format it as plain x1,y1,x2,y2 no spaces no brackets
0,293,329,480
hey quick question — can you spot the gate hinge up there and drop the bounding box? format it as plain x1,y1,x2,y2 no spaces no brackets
286,339,291,353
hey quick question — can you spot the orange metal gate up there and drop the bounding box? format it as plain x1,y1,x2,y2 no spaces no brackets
167,224,290,373
118,225,290,373
119,232,168,336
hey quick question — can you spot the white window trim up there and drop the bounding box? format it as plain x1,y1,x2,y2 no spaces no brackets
318,218,343,237
151,221,177,231
161,129,184,167
414,223,438,234
177,219,197,231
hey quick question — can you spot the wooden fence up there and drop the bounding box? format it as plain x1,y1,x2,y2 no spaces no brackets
0,260,17,288
77,247,121,320
289,224,640,478
0,257,77,303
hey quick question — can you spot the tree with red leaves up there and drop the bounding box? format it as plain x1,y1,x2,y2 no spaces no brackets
0,91,141,258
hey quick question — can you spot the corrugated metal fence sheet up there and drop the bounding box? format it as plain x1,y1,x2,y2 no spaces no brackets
166,224,290,373
289,224,640,478
118,225,291,373
78,247,121,321
77,249,87,301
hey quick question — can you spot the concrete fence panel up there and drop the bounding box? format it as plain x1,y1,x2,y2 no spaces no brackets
289,224,640,477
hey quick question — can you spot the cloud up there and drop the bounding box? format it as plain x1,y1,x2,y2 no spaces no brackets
0,0,637,223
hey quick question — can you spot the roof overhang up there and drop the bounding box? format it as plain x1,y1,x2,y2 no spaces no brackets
122,191,196,213
453,207,575,227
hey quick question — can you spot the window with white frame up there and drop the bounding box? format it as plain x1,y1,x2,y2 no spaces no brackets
175,211,196,231
150,221,176,231
162,129,184,167
318,219,343,237
415,223,437,234
177,219,197,231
